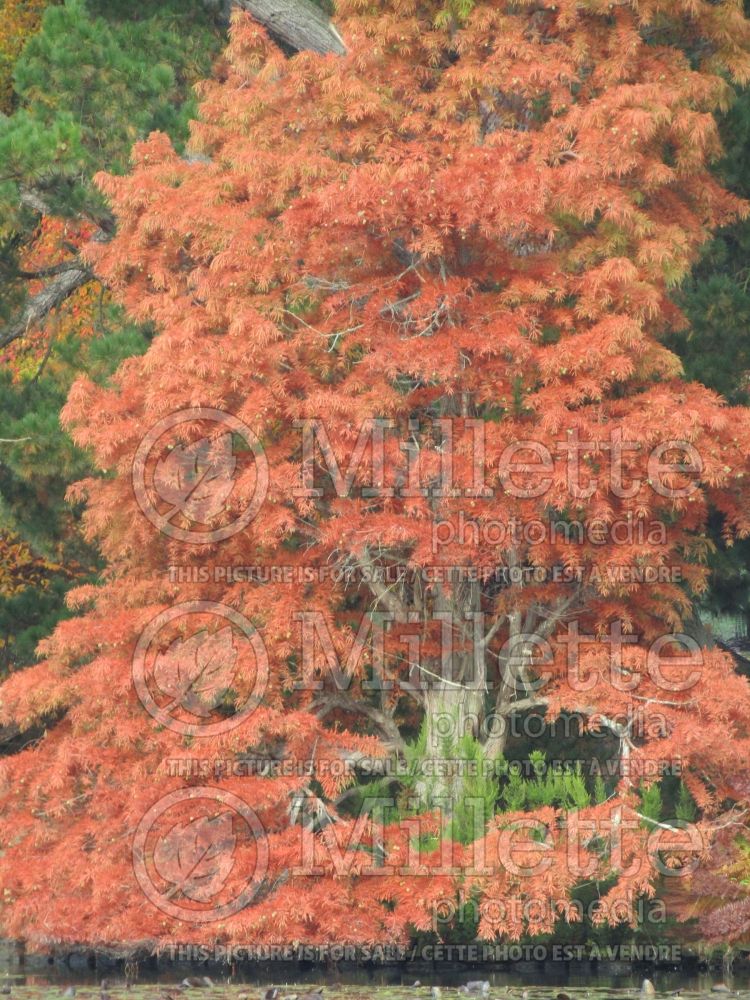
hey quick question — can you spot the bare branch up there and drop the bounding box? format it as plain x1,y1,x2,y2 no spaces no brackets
311,692,405,751
14,260,93,281
0,263,92,350
356,548,409,620
337,748,393,776
18,187,51,216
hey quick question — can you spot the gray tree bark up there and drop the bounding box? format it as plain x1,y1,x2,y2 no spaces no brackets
0,264,93,350
235,0,346,55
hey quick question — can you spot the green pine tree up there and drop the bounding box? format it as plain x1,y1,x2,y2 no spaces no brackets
0,0,224,674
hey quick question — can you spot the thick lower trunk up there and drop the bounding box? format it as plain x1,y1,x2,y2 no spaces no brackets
411,575,509,818
415,684,486,810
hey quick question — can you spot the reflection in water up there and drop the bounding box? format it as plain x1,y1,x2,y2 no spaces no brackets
1,962,749,994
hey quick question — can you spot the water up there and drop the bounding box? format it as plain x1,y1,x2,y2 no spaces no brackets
2,939,749,993
2,948,749,995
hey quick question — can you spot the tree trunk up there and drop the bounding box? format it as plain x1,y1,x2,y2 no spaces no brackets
235,0,346,55
413,575,489,816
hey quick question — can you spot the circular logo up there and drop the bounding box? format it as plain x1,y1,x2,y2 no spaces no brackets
133,600,268,736
132,407,269,544
133,786,269,923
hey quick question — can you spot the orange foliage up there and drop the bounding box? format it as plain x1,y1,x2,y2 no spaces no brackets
2,0,750,950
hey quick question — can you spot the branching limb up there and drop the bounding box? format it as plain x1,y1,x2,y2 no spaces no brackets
356,548,410,621
337,749,393,776
0,263,93,350
311,691,405,752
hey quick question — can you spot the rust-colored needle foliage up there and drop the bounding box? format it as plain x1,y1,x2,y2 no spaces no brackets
3,0,750,951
